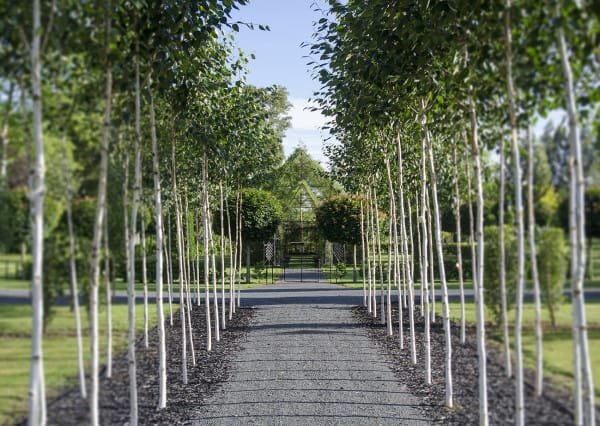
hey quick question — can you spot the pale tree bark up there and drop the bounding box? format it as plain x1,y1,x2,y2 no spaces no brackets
369,186,378,317
400,172,417,365
465,142,477,293
104,204,112,380
165,210,174,325
88,5,112,424
195,210,201,307
360,199,367,307
149,90,167,409
452,140,466,345
236,191,243,307
407,196,415,294
202,157,212,352
225,193,235,319
0,82,14,181
182,195,196,366
204,160,220,342
557,16,595,424
172,142,188,383
384,156,396,337
498,133,512,377
469,94,489,426
59,133,86,396
373,186,385,324
426,191,435,324
504,4,526,423
415,194,424,318
420,105,431,385
27,0,46,423
365,188,373,313
526,125,543,396
141,208,149,348
425,126,453,408
125,36,144,424
219,181,227,330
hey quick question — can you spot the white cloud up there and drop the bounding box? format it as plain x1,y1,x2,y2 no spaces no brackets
288,97,328,131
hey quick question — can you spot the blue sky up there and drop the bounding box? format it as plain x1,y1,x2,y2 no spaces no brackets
230,0,331,165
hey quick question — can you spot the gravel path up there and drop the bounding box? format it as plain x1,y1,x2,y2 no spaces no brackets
191,271,430,425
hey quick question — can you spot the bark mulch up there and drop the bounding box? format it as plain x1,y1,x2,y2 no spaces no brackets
44,304,255,425
353,305,591,425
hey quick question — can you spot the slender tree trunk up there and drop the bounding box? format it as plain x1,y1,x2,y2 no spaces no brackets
469,93,489,426
420,105,431,385
172,142,188,383
402,189,417,364
88,6,112,424
219,181,227,330
0,82,14,181
526,125,543,396
166,211,174,325
499,132,512,377
557,17,595,424
365,189,373,313
141,211,149,348
204,158,220,342
453,140,466,345
384,156,396,337
27,0,46,422
149,90,167,409
226,192,235,319
195,210,201,307
425,125,453,407
202,157,212,352
373,187,385,324
360,199,367,307
369,186,378,316
353,245,357,283
237,192,243,307
426,191,435,324
181,202,196,366
415,194,424,318
504,5,526,424
103,204,112,380
60,134,86,396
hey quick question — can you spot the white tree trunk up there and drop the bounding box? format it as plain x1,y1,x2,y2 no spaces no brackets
384,156,396,337
204,160,220,342
420,106,431,385
469,94,489,426
88,7,112,423
452,140,466,345
426,192,435,324
141,211,149,348
360,199,367,307
504,5,526,423
202,157,212,352
219,181,227,330
425,126,453,407
415,195,424,318
365,189,373,313
60,133,86,396
225,192,235,319
557,18,595,425
526,125,543,396
104,204,112,380
498,133,512,377
166,211,174,325
149,90,167,409
172,142,188,383
237,193,243,307
373,187,385,324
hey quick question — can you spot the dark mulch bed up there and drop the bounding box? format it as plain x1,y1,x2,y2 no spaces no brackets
44,305,254,425
353,304,589,425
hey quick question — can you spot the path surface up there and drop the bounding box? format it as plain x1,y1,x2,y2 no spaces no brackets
191,270,430,425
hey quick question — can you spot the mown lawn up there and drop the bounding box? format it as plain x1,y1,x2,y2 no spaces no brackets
0,303,158,424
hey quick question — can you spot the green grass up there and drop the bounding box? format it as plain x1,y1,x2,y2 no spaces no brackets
0,303,158,424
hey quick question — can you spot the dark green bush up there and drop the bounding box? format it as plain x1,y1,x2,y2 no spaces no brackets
537,227,567,328
484,225,518,324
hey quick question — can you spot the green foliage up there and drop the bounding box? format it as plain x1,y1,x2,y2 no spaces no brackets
537,227,567,329
483,226,518,325
0,187,28,253
335,262,347,279
314,195,361,245
228,188,283,243
253,260,266,278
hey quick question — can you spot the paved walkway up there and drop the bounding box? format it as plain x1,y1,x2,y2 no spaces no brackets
191,270,430,425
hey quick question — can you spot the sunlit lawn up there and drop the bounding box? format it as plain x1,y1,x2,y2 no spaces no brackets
0,303,157,424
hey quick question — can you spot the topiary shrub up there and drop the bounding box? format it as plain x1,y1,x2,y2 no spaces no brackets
483,225,518,325
537,227,567,329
